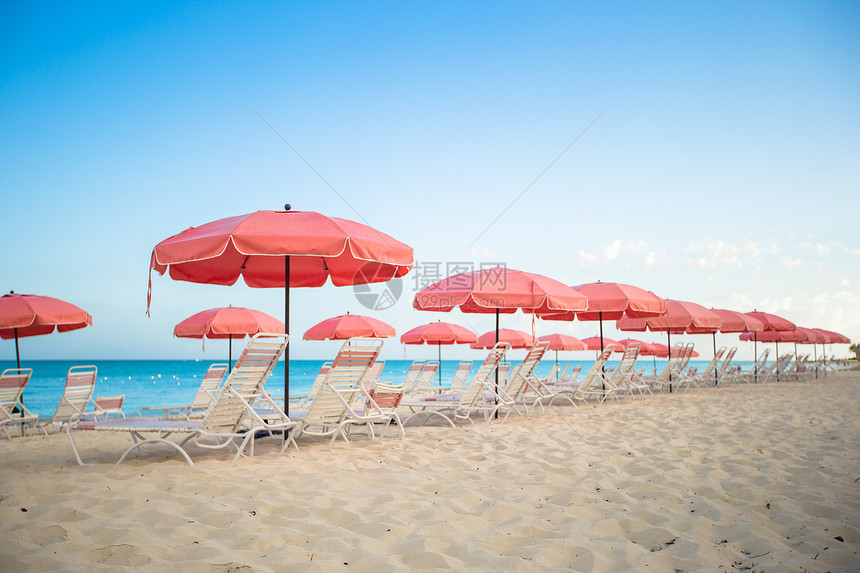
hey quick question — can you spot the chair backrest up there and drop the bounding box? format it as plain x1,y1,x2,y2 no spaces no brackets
365,360,385,385
449,361,473,391
543,363,559,382
190,363,228,410
202,333,289,433
93,395,125,419
304,361,333,402
366,382,404,411
576,345,615,391
305,338,384,425
400,360,426,392
557,363,570,382
562,365,581,383
458,343,510,407
0,368,33,418
52,365,97,422
412,361,439,395
677,343,695,371
700,347,726,377
612,343,640,379
505,342,550,397
756,348,770,370
719,347,737,374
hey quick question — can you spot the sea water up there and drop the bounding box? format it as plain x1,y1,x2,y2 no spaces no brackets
0,359,747,418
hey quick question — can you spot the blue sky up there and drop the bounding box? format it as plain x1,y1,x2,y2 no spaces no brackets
1,1,858,362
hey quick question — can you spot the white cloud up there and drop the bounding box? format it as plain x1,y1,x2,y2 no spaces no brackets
841,278,850,287
579,250,599,264
781,255,802,269
603,239,623,261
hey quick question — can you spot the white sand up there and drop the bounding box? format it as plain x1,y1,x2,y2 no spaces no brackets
2,372,859,572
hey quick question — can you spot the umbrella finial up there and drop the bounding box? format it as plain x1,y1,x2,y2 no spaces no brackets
284,204,291,211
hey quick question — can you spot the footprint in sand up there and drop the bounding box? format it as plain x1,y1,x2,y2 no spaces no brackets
29,524,68,546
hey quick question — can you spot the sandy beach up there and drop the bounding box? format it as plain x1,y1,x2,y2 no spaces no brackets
2,372,859,572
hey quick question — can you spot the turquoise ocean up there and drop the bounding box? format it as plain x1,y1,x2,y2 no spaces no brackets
1,359,747,418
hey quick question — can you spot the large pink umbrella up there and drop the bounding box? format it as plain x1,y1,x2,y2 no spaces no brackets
303,313,395,341
0,292,93,369
401,322,477,388
174,306,285,369
684,308,765,385
539,281,666,353
148,206,414,409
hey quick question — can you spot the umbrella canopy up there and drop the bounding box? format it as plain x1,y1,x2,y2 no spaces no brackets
471,329,536,350
580,336,621,351
743,311,796,332
149,207,414,411
303,314,395,340
537,334,586,351
813,329,850,344
618,300,723,333
174,306,285,369
0,292,92,339
538,281,666,353
540,282,666,321
413,266,588,315
740,329,806,343
0,292,93,369
174,307,284,339
400,322,477,345
616,338,654,353
795,327,827,344
687,308,765,334
401,322,477,388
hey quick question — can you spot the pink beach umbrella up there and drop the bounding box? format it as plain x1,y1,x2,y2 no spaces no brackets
303,313,395,340
149,206,414,413
0,292,93,369
539,281,666,354
401,322,477,388
471,329,536,350
414,266,588,409
538,333,587,378
174,306,284,370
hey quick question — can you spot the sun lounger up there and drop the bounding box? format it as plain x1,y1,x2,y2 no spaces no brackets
67,333,295,467
409,361,440,397
715,347,738,385
496,341,550,421
548,346,617,406
682,346,725,390
33,365,97,435
448,361,473,392
397,360,426,394
401,342,510,427
87,395,126,420
291,338,400,448
0,368,37,438
289,361,333,411
139,363,228,419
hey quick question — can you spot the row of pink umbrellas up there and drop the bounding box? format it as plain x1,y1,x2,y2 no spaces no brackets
5,207,851,417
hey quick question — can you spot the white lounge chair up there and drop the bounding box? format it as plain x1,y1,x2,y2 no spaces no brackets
683,346,725,390
448,361,473,393
548,346,617,406
289,361,333,411
67,333,295,467
715,347,738,385
401,342,510,427
139,363,228,419
496,341,551,421
33,365,97,434
87,395,126,420
0,368,37,438
292,338,400,448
